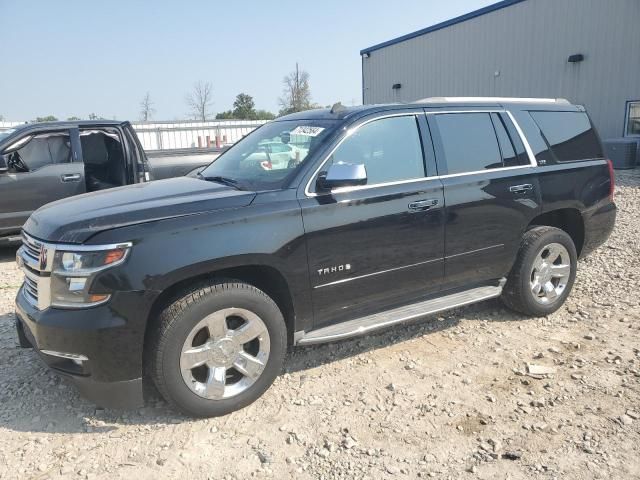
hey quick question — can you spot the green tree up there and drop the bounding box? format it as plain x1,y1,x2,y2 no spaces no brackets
215,110,235,120
34,115,58,122
67,116,81,121
278,63,315,116
232,93,256,119
255,110,276,120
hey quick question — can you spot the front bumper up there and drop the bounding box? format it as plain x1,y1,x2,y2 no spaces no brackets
15,286,150,409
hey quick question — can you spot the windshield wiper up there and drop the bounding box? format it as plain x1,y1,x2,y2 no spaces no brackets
201,174,243,190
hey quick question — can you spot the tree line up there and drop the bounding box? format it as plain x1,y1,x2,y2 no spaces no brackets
9,63,322,123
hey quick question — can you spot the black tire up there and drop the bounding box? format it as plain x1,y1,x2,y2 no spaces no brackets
501,226,577,316
147,279,287,417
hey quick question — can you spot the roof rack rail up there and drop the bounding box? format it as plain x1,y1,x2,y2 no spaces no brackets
416,97,571,105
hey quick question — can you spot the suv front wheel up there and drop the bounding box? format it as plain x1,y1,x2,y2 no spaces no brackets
502,226,577,316
148,280,287,417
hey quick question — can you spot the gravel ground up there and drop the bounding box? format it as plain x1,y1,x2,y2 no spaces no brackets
0,170,638,480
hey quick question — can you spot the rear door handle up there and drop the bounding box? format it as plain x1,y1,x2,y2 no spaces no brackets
61,173,81,182
408,199,439,211
509,184,533,194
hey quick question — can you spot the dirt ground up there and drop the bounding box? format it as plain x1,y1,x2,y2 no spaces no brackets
0,171,638,480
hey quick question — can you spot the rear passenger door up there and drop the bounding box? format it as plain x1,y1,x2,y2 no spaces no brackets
427,111,541,289
300,112,445,328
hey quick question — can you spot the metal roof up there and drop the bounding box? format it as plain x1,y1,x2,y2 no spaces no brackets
360,0,528,55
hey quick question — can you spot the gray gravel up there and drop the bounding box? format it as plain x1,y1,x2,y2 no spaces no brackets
0,170,638,479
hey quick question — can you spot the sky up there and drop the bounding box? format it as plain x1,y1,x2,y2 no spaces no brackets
0,0,495,122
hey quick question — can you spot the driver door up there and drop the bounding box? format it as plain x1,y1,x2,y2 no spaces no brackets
0,128,86,237
299,113,446,328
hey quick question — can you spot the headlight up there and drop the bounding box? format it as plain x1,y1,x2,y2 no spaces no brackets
50,246,130,308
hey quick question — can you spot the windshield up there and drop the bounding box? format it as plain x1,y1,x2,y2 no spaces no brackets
200,119,337,190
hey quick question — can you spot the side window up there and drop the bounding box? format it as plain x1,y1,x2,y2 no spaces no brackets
626,101,640,136
327,115,425,185
529,111,603,162
434,113,502,174
491,113,529,167
9,131,71,172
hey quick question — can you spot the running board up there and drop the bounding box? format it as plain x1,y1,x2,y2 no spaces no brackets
296,282,504,346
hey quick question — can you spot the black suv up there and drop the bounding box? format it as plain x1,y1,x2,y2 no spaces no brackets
15,98,616,417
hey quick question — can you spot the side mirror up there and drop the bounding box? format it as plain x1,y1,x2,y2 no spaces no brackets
0,155,8,174
317,163,367,191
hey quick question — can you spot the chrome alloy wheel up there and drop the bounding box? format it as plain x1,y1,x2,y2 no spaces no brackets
180,308,270,399
530,242,571,305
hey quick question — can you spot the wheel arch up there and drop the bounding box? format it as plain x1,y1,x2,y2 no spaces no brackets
527,208,585,257
144,260,299,353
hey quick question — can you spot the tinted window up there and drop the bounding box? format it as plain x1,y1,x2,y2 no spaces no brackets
511,111,551,163
530,111,603,162
491,113,529,167
328,115,425,185
434,113,502,174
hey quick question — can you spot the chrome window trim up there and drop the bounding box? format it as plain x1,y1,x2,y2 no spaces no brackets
304,112,425,197
304,110,538,197
503,110,538,167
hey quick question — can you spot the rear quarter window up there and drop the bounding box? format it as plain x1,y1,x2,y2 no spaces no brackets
529,111,603,163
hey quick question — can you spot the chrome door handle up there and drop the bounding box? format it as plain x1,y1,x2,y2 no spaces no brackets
408,199,439,211
61,173,81,182
509,184,533,194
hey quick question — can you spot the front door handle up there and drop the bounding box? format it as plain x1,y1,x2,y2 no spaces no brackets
61,173,81,182
509,184,533,194
408,199,439,211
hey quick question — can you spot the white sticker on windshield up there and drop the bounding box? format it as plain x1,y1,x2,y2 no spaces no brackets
290,126,325,137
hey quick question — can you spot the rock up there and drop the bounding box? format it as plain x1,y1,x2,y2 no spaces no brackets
526,364,556,376
342,436,357,450
626,410,639,420
502,451,522,461
257,450,271,464
619,415,633,426
386,465,400,475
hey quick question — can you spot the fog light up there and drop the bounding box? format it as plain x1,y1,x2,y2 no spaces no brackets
67,277,87,292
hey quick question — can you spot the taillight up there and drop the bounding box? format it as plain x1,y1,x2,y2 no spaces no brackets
606,159,615,201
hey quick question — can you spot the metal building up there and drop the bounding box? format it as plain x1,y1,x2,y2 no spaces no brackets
361,0,640,140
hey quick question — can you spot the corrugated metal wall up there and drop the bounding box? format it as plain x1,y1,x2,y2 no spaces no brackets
362,0,640,139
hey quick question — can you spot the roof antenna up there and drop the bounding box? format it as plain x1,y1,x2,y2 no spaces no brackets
330,102,346,114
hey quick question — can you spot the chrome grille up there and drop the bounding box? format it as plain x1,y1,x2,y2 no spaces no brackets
22,233,43,266
23,273,38,303
18,232,53,310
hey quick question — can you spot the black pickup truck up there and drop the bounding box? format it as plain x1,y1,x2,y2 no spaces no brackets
0,120,216,244
14,98,616,417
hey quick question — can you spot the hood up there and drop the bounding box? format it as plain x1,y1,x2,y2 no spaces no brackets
24,177,256,243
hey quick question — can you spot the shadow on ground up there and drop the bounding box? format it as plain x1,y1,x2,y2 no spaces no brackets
0,298,528,434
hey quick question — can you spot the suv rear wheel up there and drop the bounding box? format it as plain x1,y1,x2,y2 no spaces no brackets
148,280,287,417
502,226,577,316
